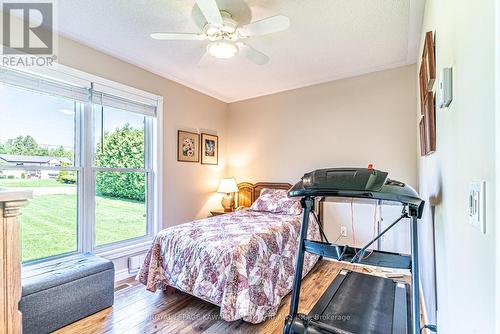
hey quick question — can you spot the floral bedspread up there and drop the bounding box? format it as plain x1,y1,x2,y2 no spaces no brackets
137,209,320,323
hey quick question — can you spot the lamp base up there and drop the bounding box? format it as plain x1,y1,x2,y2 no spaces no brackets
221,193,234,212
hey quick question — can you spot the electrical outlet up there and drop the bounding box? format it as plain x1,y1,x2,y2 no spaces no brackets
340,226,347,237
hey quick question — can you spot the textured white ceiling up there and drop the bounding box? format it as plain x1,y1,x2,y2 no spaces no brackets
55,0,424,102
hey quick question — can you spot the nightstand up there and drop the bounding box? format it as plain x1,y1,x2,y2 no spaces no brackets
210,210,232,216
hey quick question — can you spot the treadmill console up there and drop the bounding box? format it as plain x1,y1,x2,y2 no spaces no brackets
302,168,388,192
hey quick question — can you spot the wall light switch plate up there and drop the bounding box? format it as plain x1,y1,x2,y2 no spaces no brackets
340,226,347,237
438,67,453,108
468,181,485,233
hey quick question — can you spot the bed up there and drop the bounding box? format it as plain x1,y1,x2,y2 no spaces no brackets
137,182,321,323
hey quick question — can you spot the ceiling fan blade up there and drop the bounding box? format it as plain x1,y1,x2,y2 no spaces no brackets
238,43,269,65
240,15,290,37
150,32,206,40
196,0,224,28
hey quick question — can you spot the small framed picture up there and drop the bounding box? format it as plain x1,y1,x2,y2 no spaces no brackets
422,31,436,91
200,133,218,165
178,130,199,162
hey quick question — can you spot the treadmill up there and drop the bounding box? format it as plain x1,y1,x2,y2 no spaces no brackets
283,167,424,334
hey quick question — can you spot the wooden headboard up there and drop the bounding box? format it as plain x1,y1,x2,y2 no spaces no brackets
236,182,292,208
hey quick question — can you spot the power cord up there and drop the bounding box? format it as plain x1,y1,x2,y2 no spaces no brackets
332,234,343,244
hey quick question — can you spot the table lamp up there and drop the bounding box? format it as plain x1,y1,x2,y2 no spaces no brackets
217,177,238,212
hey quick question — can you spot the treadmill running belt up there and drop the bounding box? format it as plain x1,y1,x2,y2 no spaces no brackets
306,271,408,334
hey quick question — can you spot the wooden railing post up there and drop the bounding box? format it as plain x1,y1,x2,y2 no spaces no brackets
0,190,32,334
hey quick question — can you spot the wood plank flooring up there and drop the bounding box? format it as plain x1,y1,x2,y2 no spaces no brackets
54,260,411,334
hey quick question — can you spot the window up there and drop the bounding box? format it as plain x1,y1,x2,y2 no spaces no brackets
0,67,161,264
93,106,151,247
0,84,80,262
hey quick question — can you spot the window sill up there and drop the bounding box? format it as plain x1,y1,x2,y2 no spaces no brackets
95,240,153,260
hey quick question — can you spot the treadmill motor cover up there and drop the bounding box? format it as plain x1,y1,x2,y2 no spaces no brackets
289,168,424,217
302,168,389,192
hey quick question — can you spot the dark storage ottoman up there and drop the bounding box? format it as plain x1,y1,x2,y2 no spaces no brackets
20,253,115,334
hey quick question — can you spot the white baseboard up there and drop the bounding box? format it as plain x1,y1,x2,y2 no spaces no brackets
115,268,136,282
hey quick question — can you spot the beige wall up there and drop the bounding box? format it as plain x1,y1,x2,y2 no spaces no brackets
417,0,496,332
57,36,229,227
227,65,417,186
227,65,418,251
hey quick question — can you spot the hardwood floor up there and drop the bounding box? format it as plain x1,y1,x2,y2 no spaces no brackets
54,260,411,334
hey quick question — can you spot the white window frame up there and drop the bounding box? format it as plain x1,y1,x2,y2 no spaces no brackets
87,103,155,256
0,91,84,264
3,64,164,265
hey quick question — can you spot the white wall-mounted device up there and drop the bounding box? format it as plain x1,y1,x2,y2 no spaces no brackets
438,67,453,108
468,181,485,233
128,254,146,273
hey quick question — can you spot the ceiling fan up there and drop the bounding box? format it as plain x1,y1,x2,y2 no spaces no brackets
150,0,290,65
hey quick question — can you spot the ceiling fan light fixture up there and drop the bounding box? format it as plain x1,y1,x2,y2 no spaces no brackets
151,0,290,65
207,41,238,59
221,25,237,34
205,26,219,36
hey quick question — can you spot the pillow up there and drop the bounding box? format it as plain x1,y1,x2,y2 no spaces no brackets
249,188,302,215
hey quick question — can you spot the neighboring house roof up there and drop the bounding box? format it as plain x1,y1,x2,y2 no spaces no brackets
0,154,72,164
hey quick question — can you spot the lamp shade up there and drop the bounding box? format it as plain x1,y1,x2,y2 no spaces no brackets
217,177,238,194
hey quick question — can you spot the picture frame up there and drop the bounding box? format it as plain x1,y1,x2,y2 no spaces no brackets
200,133,218,165
423,92,436,154
177,130,199,162
422,31,436,92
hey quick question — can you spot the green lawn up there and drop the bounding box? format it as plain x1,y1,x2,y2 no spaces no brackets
20,194,146,263
0,178,73,188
